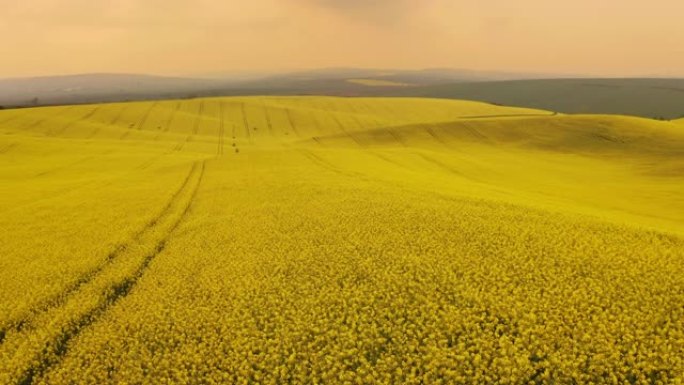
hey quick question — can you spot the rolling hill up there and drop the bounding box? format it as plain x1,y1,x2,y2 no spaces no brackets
0,97,683,384
393,78,684,119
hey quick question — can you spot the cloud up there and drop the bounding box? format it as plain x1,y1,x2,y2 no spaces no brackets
299,0,415,23
0,0,682,77
309,0,408,9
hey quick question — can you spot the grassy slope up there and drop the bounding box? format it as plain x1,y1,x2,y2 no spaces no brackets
310,113,684,234
0,97,683,383
390,78,684,119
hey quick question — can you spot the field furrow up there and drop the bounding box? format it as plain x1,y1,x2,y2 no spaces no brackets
136,102,158,131
240,102,252,143
218,101,225,156
46,107,99,137
0,161,205,385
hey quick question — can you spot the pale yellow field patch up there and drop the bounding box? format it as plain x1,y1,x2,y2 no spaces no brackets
347,78,413,87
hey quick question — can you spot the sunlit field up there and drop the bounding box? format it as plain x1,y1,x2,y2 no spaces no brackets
0,97,682,384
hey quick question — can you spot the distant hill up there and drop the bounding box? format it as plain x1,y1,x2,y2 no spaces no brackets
0,73,237,107
0,69,560,108
390,78,684,119
1,72,682,119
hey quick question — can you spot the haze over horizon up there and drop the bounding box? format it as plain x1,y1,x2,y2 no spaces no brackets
1,0,683,79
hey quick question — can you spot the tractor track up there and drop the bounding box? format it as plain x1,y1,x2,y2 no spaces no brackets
6,160,206,385
241,103,252,143
86,105,126,139
193,101,205,135
32,156,97,178
0,162,204,349
48,107,100,137
284,108,300,137
218,101,225,156
262,101,274,136
136,102,158,131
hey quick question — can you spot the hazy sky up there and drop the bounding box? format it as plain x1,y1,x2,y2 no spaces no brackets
1,0,683,78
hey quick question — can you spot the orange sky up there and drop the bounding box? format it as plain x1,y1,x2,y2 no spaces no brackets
1,0,682,78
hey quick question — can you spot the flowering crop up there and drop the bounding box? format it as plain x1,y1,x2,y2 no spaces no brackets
0,97,682,384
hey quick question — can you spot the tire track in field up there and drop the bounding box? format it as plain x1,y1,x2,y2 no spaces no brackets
241,102,252,143
0,162,203,347
47,106,100,137
174,135,191,152
308,108,355,146
351,101,384,128
175,103,204,151
152,101,182,142
329,111,351,136
304,145,408,176
348,113,369,132
348,125,405,148
136,102,158,131
300,149,470,204
300,149,427,198
0,142,17,154
371,152,409,170
23,118,51,133
299,150,367,180
120,103,158,140
423,125,450,147
0,110,30,126
86,105,128,139
162,101,181,133
308,108,326,138
22,107,74,133
349,114,400,148
285,108,301,137
459,121,490,142
32,156,98,178
345,132,365,148
310,136,326,147
262,100,274,136
8,161,206,385
193,101,205,135
324,99,362,139
415,153,485,184
108,105,128,126
385,128,406,147
217,101,225,156
136,151,174,170
346,102,385,133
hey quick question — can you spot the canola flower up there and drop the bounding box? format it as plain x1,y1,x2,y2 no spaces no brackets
0,96,682,384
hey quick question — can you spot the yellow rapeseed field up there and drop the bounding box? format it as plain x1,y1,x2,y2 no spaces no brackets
346,79,412,87
0,97,682,384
